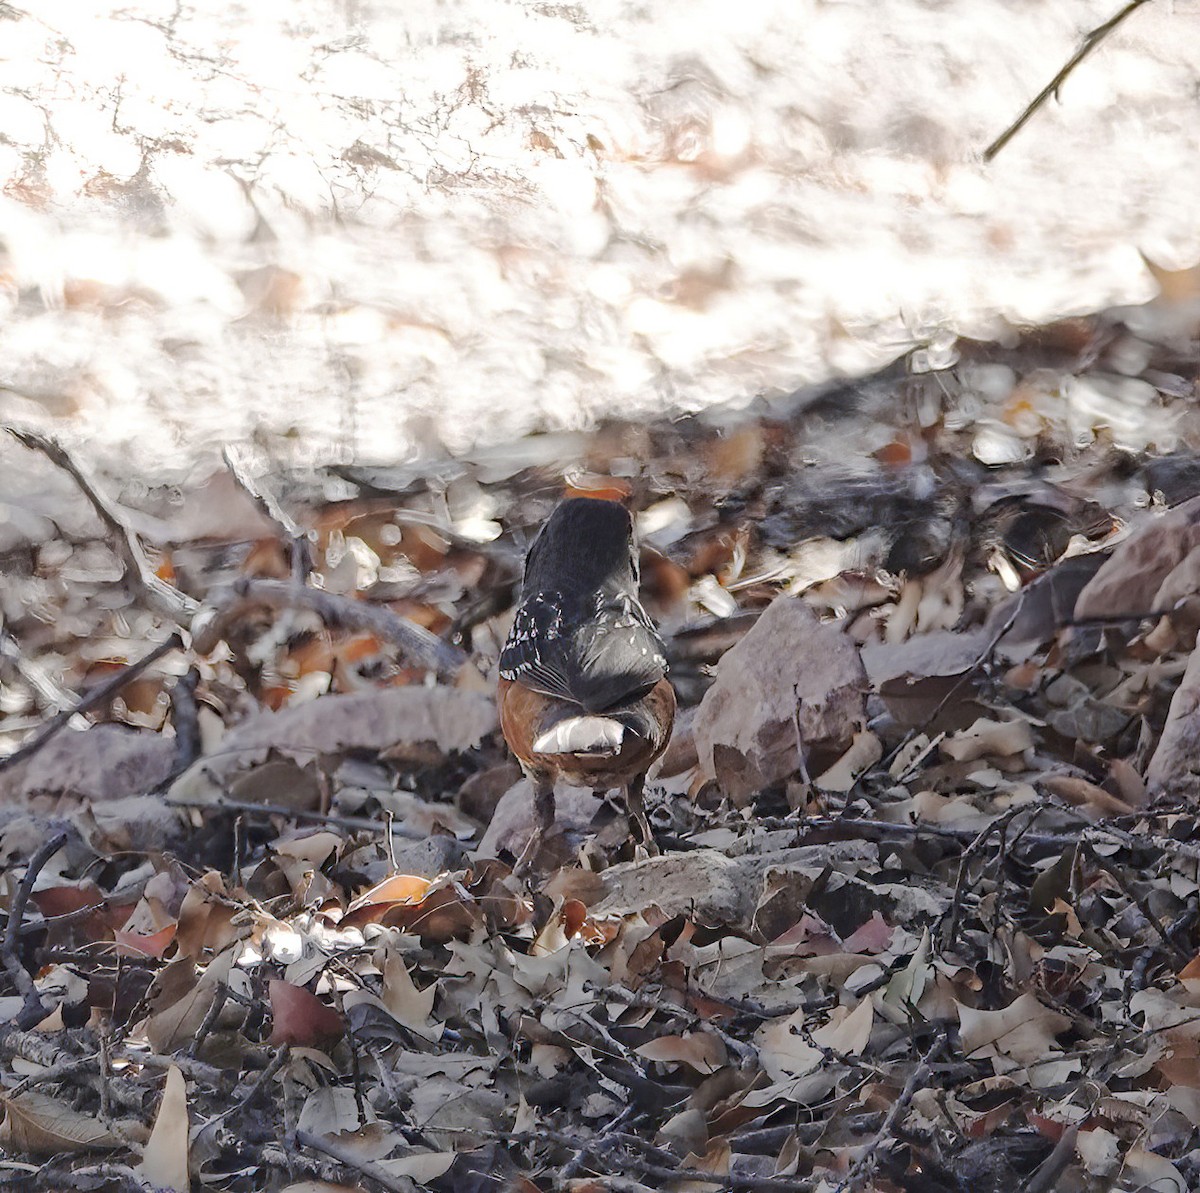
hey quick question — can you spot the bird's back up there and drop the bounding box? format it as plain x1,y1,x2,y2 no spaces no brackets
499,498,668,712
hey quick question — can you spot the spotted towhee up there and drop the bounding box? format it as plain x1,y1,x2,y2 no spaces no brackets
498,497,676,872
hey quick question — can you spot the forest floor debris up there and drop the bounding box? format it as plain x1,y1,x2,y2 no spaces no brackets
6,295,1200,1189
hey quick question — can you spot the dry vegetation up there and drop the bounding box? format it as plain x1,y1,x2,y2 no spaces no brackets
6,287,1200,1191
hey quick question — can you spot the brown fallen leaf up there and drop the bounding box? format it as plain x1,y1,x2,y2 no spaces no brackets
1074,496,1200,622
636,1031,728,1074
692,596,867,804
268,979,345,1047
1041,774,1135,818
958,992,1071,1075
0,1089,147,1155
940,717,1033,763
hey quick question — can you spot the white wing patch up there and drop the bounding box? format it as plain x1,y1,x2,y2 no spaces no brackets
532,716,625,756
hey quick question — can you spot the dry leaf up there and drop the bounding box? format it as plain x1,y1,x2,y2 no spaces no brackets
636,1032,728,1073
692,596,867,804
137,1066,189,1193
268,979,344,1046
0,1090,146,1155
958,992,1071,1074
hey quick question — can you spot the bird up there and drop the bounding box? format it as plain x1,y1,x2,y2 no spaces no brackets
497,496,676,873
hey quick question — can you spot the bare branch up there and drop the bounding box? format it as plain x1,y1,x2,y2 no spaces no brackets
984,0,1153,162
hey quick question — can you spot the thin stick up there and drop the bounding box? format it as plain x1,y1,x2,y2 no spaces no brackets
880,590,1026,771
945,804,1037,946
983,0,1153,162
837,1033,945,1192
29,1163,156,1193
169,666,202,777
223,445,312,583
2,831,69,1029
191,577,465,676
557,1103,638,1185
6,426,199,621
294,1127,415,1193
0,633,183,773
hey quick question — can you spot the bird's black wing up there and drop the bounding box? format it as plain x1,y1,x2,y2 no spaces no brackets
571,592,668,711
499,591,575,703
500,589,668,712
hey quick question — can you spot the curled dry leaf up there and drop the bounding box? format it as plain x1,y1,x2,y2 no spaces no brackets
1040,774,1135,817
636,1031,728,1073
940,717,1033,763
344,873,482,942
692,596,867,804
814,730,882,792
114,921,178,959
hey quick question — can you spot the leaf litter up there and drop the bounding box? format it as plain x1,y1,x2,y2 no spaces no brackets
7,294,1200,1190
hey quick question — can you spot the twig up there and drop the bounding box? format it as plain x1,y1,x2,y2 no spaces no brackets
0,633,183,773
617,1153,816,1191
235,1043,291,1111
186,983,229,1059
191,577,465,676
490,1127,818,1191
983,0,1153,162
2,831,69,1029
557,1103,638,1185
223,445,312,583
785,810,1200,867
294,1127,415,1193
6,1054,99,1098
1021,1121,1081,1193
6,426,200,621
115,1048,231,1090
880,590,1025,771
168,666,201,777
944,805,1038,946
837,1033,945,1192
1086,843,1191,966
27,1164,156,1193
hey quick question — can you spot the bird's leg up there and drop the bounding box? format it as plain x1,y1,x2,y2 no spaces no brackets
513,772,556,878
625,772,658,856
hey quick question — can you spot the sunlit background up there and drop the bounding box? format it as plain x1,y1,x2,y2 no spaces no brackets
0,0,1198,478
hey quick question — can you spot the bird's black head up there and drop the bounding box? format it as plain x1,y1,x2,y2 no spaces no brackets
522,497,638,595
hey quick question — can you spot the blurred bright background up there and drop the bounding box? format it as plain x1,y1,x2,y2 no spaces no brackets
0,0,1198,478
